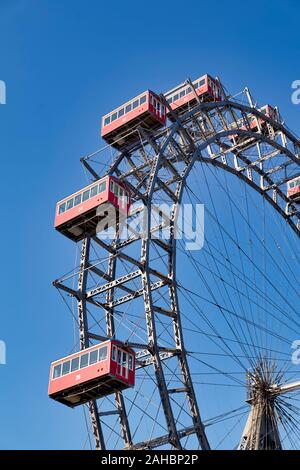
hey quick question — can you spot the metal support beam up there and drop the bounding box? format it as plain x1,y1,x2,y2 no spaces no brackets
77,238,105,450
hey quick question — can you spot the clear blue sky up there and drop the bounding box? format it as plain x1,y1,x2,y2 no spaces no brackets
0,0,300,449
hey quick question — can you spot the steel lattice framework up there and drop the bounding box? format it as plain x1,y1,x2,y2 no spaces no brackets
54,86,300,450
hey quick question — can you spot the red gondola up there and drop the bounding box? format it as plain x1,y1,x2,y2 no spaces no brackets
54,175,131,242
164,74,223,120
101,90,166,149
48,340,135,407
287,177,300,201
247,104,280,132
230,104,280,147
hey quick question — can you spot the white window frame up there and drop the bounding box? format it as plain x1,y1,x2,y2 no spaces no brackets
99,346,108,362
80,352,90,369
52,363,62,380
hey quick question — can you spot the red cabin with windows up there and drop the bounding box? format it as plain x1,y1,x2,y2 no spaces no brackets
230,105,280,147
48,340,135,407
247,105,280,132
260,104,279,122
101,90,166,149
287,177,300,201
164,74,223,120
55,175,131,242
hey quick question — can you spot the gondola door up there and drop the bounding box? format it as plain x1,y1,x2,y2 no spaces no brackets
116,348,129,380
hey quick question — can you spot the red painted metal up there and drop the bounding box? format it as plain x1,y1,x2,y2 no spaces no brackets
229,105,279,145
247,105,279,131
101,90,166,149
164,74,223,120
54,175,131,242
287,177,300,200
48,340,135,407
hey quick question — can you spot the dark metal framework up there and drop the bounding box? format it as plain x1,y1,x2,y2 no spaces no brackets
54,87,300,450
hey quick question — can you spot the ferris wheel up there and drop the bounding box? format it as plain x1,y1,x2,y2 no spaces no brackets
50,73,300,450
